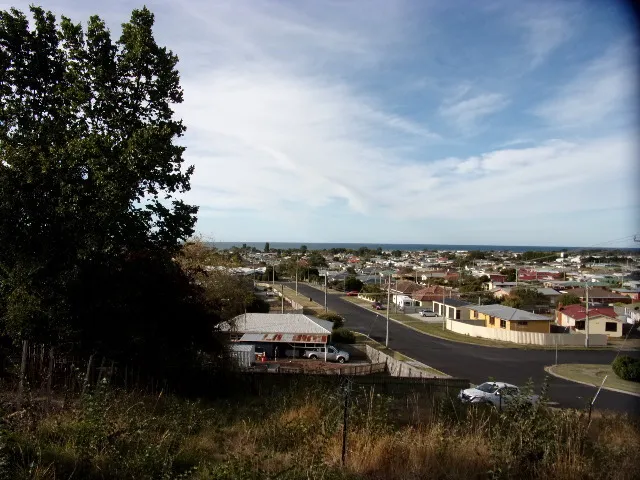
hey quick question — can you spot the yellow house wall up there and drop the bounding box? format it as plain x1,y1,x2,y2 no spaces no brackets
575,316,623,338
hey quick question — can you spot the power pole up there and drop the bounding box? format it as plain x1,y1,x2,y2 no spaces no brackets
585,283,590,348
295,258,298,295
324,273,328,313
281,284,284,313
386,274,391,347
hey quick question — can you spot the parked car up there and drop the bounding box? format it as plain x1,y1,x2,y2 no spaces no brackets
346,291,360,296
372,302,383,310
458,382,539,407
419,309,437,317
303,345,350,363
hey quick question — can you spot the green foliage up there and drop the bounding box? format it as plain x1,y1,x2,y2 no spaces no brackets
344,276,363,292
264,242,270,252
520,251,556,263
331,327,356,344
0,5,218,377
317,312,344,329
260,266,278,282
499,268,517,282
362,284,382,295
391,250,402,258
557,293,581,306
612,355,640,382
502,287,548,310
308,251,328,268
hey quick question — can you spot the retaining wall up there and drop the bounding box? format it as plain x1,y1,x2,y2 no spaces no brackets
364,345,448,378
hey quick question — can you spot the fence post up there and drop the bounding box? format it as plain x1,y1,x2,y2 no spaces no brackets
83,353,95,394
341,379,352,466
17,339,28,410
47,346,54,410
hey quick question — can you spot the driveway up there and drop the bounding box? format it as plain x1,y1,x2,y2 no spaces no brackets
289,282,640,414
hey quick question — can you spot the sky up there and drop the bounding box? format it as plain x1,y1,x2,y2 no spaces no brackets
5,0,640,247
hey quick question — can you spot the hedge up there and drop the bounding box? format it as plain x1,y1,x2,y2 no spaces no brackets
331,328,356,344
612,355,640,382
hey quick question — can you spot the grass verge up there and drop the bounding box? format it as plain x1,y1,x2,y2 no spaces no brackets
548,363,640,395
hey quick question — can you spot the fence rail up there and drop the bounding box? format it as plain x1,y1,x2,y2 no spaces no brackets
276,362,386,376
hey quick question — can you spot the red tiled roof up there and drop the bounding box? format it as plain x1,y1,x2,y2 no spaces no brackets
557,304,617,321
394,280,423,294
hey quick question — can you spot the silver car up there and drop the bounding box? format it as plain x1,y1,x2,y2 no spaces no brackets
458,381,539,407
419,309,437,317
303,345,350,363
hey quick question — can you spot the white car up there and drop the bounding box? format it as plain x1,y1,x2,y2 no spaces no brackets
419,309,437,317
458,381,539,407
303,345,350,363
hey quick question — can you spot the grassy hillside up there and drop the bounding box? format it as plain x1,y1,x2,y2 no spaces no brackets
1,382,639,480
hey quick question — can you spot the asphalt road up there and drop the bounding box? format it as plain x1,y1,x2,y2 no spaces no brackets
290,282,640,414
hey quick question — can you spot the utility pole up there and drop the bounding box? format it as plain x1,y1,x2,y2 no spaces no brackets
324,273,328,313
295,257,298,295
386,274,391,347
281,284,284,313
585,282,590,348
442,288,446,331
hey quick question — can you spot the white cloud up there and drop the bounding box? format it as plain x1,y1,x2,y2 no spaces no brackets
533,41,638,128
439,93,509,132
523,14,571,68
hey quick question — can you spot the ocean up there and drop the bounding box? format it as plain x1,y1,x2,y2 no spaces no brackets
206,242,636,253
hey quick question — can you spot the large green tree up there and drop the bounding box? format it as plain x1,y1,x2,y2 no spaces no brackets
0,6,207,371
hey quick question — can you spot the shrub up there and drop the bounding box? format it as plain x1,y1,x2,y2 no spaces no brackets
331,328,355,344
612,355,640,382
317,312,344,329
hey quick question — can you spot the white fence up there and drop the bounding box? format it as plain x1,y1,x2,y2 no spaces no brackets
446,319,608,346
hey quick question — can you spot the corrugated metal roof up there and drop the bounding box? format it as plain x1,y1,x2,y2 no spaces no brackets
220,313,333,334
463,304,550,321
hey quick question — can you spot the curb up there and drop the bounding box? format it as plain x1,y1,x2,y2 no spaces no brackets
544,366,640,398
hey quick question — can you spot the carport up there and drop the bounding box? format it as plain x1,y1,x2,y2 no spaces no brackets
220,313,334,361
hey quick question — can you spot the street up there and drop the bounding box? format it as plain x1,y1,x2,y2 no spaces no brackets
290,282,640,414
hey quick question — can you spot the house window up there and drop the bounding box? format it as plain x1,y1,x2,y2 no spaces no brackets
489,317,495,325
456,310,461,320
605,322,618,332
575,320,585,330
519,322,528,326
472,310,477,319
500,320,507,329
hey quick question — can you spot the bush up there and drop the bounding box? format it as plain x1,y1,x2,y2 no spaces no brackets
317,312,344,329
612,355,640,382
331,327,355,344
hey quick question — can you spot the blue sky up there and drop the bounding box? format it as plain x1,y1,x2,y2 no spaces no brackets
6,0,640,247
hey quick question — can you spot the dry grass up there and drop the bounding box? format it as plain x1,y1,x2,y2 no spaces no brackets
3,383,640,480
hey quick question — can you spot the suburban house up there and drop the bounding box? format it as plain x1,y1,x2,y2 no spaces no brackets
412,286,459,308
219,313,334,358
615,304,640,324
559,287,632,305
391,280,423,296
432,298,473,320
492,287,561,305
555,304,623,337
486,281,519,291
463,304,552,333
611,288,640,301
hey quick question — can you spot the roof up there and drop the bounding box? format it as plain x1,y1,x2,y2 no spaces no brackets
560,287,629,299
463,304,551,321
557,305,617,321
394,280,423,294
220,313,333,334
433,298,473,308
